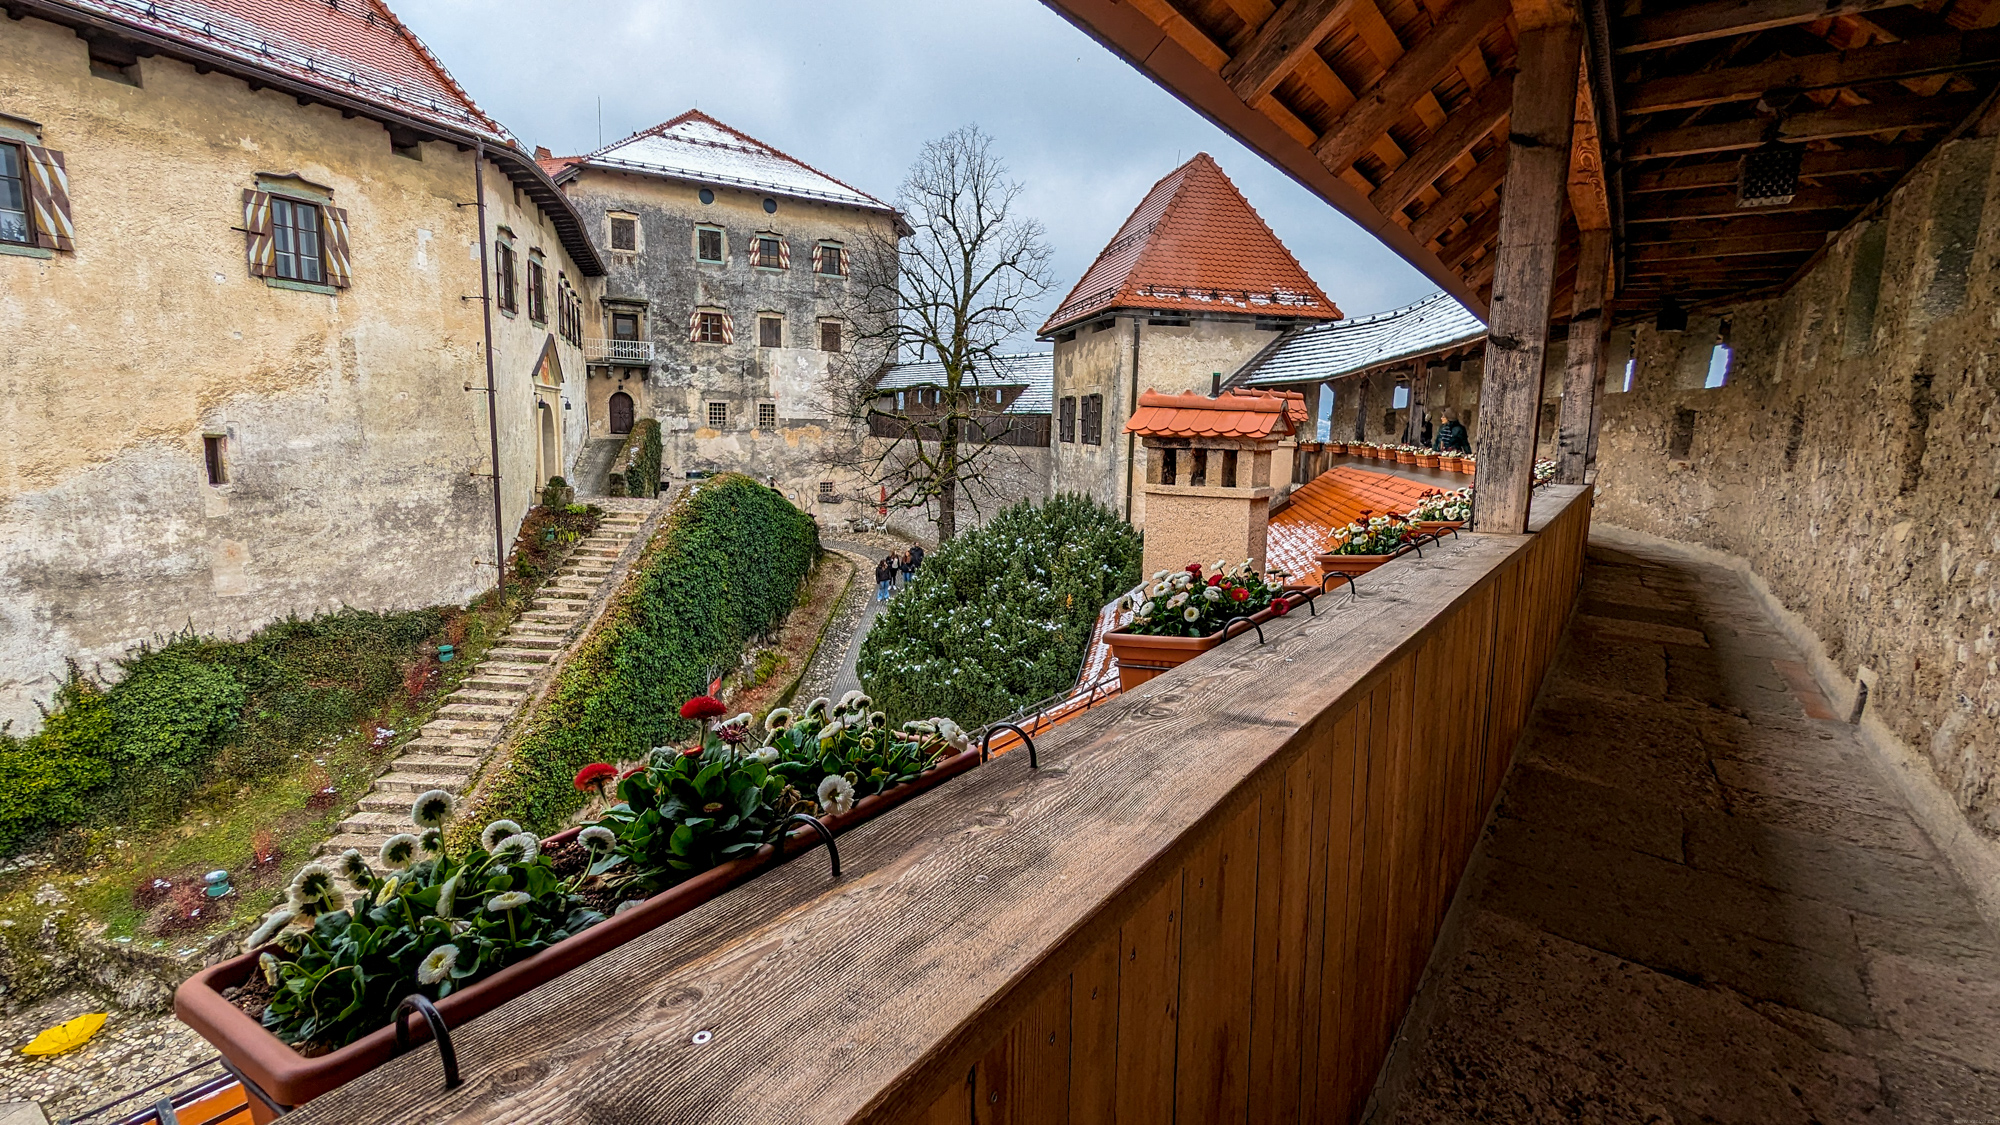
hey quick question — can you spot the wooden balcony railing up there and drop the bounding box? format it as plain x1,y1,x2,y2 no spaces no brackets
292,486,1593,1125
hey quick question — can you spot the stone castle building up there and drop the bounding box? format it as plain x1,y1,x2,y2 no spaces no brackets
1041,153,1342,528
538,113,906,511
0,0,603,730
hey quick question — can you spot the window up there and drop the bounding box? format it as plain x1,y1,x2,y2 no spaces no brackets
758,402,777,428
819,480,835,497
820,320,842,353
1089,319,1115,334
203,434,228,486
608,214,637,252
271,197,324,283
1081,394,1104,445
494,239,517,314
815,242,847,276
1315,382,1334,442
612,311,639,340
697,226,723,263
694,311,729,344
1059,396,1077,443
707,401,728,428
0,143,28,245
753,235,786,269
1621,357,1636,393
1391,384,1410,409
1704,344,1732,388
526,255,547,323
758,315,783,348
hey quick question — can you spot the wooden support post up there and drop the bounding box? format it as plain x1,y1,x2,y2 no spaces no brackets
1471,24,1583,531
1555,228,1610,484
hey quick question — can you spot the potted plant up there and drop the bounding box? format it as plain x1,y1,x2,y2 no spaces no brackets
1104,562,1303,691
1439,452,1463,472
1316,511,1417,581
176,693,979,1119
1329,440,1347,455
1394,444,1417,465
1409,486,1472,533
1457,452,1477,475
1417,450,1441,469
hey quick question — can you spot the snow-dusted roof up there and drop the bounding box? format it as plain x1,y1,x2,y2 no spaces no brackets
875,351,1053,415
554,110,893,214
1239,292,1485,386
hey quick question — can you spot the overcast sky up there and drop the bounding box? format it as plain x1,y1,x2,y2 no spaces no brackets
395,0,1437,343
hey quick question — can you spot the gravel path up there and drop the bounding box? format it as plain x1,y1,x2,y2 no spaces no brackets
0,993,218,1120
794,536,915,707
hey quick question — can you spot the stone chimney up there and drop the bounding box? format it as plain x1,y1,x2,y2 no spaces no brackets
1123,388,1303,579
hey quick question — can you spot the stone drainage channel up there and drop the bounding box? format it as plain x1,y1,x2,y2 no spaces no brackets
318,495,667,859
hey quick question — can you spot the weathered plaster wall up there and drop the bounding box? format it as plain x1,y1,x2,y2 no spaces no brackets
0,16,588,729
1597,133,2000,836
1051,314,1282,526
558,170,891,501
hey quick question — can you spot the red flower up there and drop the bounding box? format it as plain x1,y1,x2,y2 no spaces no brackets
573,763,618,794
1207,574,1222,586
619,765,645,780
1229,586,1251,602
1359,508,1374,517
680,745,704,758
1272,598,1290,616
679,695,728,721
1184,563,1203,576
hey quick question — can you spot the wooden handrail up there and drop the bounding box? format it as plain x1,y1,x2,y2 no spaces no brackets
289,486,1594,1125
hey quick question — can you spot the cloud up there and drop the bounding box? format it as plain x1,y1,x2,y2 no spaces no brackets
394,0,1437,341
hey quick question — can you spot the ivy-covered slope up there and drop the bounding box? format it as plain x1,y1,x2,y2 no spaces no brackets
858,494,1142,728
465,474,819,835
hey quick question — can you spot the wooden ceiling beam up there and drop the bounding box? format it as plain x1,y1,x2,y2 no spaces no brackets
1370,74,1513,215
1569,64,1612,231
1624,28,2000,114
1222,0,1359,103
1626,147,1910,191
1411,151,1507,243
1310,0,1511,170
1619,0,1924,53
1438,202,1503,268
1626,93,1978,158
1627,231,1829,258
1625,183,1875,219
1623,212,1843,241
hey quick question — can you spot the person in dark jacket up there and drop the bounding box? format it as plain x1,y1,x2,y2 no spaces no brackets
875,557,894,602
1436,412,1471,454
908,543,925,574
897,549,915,588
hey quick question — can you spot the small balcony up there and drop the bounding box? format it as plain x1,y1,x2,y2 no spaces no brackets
585,337,655,364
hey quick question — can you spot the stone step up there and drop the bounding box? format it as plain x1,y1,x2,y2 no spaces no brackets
437,701,516,720
337,810,431,835
369,769,471,794
538,587,591,601
475,661,547,678
318,833,392,857
573,547,621,559
400,737,487,758
422,716,501,738
448,687,527,705
556,566,613,580
496,634,564,650
486,647,554,664
385,753,485,776
580,536,632,547
521,609,582,624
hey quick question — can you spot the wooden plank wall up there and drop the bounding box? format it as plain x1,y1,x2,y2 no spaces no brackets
904,494,1591,1125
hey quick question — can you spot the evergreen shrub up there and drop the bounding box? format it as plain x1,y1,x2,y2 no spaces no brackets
469,473,819,835
857,494,1141,728
626,419,663,499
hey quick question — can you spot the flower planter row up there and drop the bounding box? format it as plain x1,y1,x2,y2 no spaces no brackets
1105,584,1321,692
176,748,982,1119
1308,441,1474,474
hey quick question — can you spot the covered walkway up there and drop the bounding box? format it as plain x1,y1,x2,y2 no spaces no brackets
1378,535,2000,1123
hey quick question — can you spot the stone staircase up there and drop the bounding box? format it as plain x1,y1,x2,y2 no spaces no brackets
318,501,657,858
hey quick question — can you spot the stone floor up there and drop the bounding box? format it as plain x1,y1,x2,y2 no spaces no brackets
1376,536,2000,1124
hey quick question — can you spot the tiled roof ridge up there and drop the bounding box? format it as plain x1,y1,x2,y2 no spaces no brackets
70,0,512,142
1041,158,1195,332
1143,154,1326,315
571,108,891,210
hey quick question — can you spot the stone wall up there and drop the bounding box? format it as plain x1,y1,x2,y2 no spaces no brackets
1596,133,2000,837
0,16,591,729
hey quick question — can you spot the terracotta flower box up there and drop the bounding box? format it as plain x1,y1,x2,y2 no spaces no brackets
1439,454,1463,471
1415,520,1465,535
1316,552,1395,582
1328,441,1346,455
1106,590,1311,692
1418,453,1441,469
1456,458,1476,475
175,750,981,1119
1396,449,1418,465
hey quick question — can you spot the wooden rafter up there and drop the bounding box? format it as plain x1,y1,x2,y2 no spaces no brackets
1626,148,1910,191
1625,93,1978,159
1626,231,1830,259
1410,150,1506,243
1624,28,2000,114
1311,0,1512,170
1223,0,1359,103
1625,183,1878,220
1370,74,1513,214
1619,0,1925,53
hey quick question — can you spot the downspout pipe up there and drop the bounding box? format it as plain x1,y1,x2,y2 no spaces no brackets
1123,317,1141,522
474,142,506,593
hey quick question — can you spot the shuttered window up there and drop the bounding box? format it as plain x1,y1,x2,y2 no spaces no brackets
1081,394,1103,445
527,255,547,323
270,197,323,284
1059,396,1077,443
814,242,847,276
495,241,517,313
753,235,786,269
0,143,28,245
692,310,733,344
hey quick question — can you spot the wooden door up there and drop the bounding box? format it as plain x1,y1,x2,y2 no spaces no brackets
609,391,633,435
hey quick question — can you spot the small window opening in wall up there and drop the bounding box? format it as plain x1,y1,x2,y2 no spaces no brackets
699,188,716,205
758,315,782,348
707,401,728,428
697,227,722,263
203,434,228,486
758,402,776,428
820,320,842,353
1221,449,1239,488
609,215,637,252
1160,447,1178,485
819,480,835,496
1705,344,1733,388
1056,330,1076,344
1315,382,1334,441
1148,316,1189,327
1668,408,1698,461
1622,357,1637,392
1391,384,1410,409
88,42,141,86
1189,449,1209,487
1089,318,1116,334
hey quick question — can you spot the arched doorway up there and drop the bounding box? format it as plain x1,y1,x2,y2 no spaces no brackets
538,401,559,485
609,391,634,435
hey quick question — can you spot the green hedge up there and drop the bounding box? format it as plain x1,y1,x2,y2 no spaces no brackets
858,494,1141,728
0,609,444,850
626,419,663,499
470,473,819,835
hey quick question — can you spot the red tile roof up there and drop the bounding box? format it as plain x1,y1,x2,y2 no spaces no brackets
1041,153,1342,335
1266,466,1445,576
1123,389,1303,441
63,0,509,142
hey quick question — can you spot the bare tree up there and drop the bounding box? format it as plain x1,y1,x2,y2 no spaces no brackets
823,125,1053,542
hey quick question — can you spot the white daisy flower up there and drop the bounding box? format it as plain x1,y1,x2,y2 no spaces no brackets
1183,606,1201,622
379,833,419,870
492,832,540,865
817,774,856,816
1167,592,1189,609
417,943,460,985
335,849,371,884
1203,587,1222,602
409,789,454,829
480,820,523,853
579,825,616,852
763,708,794,731
259,951,283,986
486,891,532,912
746,745,780,765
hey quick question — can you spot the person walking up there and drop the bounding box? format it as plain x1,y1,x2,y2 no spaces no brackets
908,543,925,574
1436,411,1471,454
897,549,915,589
875,556,893,602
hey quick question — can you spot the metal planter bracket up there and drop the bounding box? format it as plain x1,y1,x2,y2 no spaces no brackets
393,994,462,1091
